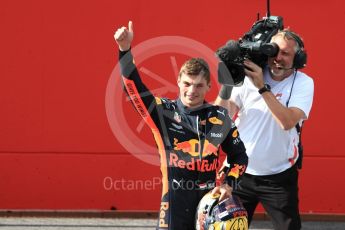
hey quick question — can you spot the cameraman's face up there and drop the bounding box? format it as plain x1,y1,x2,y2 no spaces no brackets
268,35,297,78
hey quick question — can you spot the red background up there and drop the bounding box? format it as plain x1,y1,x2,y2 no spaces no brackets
1,0,345,214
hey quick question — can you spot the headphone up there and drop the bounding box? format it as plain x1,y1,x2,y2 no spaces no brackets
282,30,307,69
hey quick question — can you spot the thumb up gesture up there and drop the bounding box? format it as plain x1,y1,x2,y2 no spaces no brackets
114,21,134,51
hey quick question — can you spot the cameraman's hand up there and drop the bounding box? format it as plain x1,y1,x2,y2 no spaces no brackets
243,59,265,89
114,21,133,51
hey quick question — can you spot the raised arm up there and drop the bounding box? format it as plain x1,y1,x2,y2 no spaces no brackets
114,21,159,127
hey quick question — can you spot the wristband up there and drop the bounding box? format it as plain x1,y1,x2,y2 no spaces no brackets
218,85,233,100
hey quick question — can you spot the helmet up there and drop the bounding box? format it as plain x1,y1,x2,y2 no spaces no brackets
195,191,248,230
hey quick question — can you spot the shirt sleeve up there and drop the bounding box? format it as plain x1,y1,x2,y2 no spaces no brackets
288,72,314,119
230,78,249,111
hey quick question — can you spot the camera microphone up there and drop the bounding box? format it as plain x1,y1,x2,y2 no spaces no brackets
217,40,241,62
216,40,245,86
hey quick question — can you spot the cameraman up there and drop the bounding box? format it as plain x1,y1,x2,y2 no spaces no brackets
215,29,314,230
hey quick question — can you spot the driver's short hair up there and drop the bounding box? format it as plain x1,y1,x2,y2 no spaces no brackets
179,58,210,84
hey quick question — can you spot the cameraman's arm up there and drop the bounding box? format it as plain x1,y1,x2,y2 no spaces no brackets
243,60,305,130
261,93,305,130
214,97,230,112
214,85,240,118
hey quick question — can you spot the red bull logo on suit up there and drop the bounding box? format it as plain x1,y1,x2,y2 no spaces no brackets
171,138,219,172
173,138,219,157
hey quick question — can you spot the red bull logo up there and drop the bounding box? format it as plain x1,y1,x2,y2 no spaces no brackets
173,138,197,156
228,164,246,179
173,138,219,157
169,153,218,172
171,139,219,172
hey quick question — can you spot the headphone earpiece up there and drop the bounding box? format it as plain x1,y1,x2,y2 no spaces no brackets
293,48,307,69
283,30,307,69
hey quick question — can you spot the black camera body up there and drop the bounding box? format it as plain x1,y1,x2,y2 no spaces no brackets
217,15,284,86
240,16,284,67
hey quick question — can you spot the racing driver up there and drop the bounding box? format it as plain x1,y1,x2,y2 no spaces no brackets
114,21,248,230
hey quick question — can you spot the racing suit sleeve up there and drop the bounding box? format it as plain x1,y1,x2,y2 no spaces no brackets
118,49,159,127
220,114,248,188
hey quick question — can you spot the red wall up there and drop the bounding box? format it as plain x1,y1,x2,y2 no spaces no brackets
1,0,345,214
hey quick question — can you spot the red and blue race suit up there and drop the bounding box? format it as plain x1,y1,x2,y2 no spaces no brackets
119,49,248,230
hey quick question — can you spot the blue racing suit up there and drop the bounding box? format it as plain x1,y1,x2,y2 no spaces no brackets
119,49,248,230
